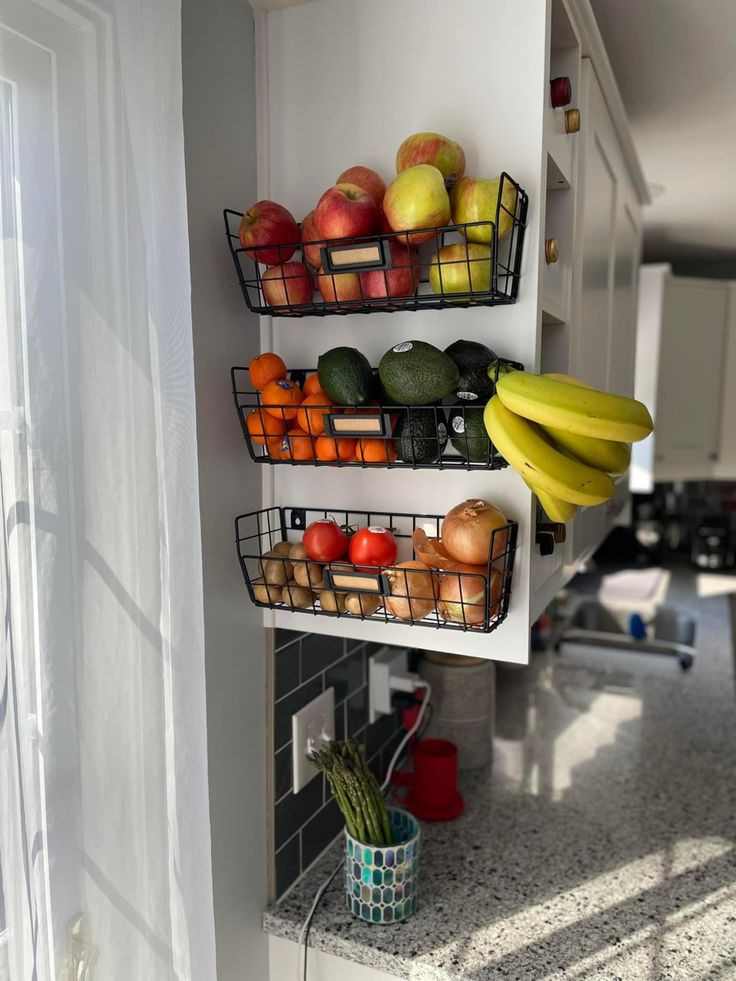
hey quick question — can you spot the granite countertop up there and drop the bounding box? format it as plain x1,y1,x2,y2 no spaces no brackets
264,567,736,980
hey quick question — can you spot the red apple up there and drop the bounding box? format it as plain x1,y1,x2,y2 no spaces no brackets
316,266,363,303
314,183,380,241
396,132,466,186
261,261,313,307
336,166,386,208
359,240,419,299
239,200,299,266
301,210,323,270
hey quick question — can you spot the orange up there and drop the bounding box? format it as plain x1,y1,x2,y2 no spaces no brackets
261,378,303,421
303,372,324,397
296,392,333,436
284,428,315,461
249,352,287,391
354,438,398,464
315,435,356,462
246,409,286,450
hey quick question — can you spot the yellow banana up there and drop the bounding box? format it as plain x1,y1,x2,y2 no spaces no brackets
544,372,591,387
543,426,631,474
496,372,653,443
522,476,577,523
484,396,614,505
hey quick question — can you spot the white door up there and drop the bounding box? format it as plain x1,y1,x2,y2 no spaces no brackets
654,281,729,471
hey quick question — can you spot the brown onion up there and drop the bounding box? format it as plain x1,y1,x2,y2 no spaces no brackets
441,499,508,565
438,563,502,626
386,560,437,621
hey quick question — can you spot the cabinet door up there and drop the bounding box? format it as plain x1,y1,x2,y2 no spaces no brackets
608,197,641,397
572,61,619,390
654,281,729,471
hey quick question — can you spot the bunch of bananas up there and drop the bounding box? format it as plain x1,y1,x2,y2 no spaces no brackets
483,370,654,523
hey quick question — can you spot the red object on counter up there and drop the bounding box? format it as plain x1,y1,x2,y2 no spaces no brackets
403,739,464,822
550,76,572,108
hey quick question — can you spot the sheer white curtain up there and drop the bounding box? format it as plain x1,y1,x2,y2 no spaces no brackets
0,1,216,979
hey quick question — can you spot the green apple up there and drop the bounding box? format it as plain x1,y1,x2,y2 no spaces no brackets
451,177,518,243
429,242,493,295
382,164,451,245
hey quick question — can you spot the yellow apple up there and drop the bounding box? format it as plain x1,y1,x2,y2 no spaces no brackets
429,243,493,295
382,164,451,245
450,177,518,243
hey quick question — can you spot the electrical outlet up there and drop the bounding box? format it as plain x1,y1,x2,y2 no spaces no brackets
292,687,335,794
368,647,409,723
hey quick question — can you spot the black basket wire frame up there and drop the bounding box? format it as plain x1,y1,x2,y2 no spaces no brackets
224,172,528,317
232,357,524,470
235,505,518,634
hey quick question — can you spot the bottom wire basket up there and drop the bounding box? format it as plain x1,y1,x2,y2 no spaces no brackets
234,504,517,634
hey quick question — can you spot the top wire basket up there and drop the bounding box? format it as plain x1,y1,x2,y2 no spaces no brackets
224,172,528,317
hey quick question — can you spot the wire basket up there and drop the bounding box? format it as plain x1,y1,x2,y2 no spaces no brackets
345,808,420,924
224,173,527,317
231,358,523,471
235,505,518,634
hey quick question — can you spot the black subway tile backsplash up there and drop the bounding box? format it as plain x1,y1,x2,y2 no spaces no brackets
300,633,345,679
275,769,324,849
274,642,300,699
269,630,405,899
274,834,300,898
301,798,344,870
325,650,365,704
274,743,293,802
274,676,322,751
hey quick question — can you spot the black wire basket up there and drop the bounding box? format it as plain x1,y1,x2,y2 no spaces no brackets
232,357,523,470
224,173,528,317
235,505,518,634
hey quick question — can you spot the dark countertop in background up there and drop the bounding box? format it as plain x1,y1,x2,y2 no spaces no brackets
264,566,736,980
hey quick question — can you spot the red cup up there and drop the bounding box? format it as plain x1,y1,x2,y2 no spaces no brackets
404,739,464,822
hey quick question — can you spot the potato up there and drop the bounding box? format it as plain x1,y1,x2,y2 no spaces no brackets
282,583,314,609
345,592,382,617
272,541,293,558
294,559,326,589
319,589,347,614
262,550,290,586
253,583,282,604
288,542,307,560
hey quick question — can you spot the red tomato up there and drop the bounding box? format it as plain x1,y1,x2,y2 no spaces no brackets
348,527,398,569
303,520,348,562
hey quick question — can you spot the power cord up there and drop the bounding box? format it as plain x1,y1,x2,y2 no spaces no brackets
298,677,431,981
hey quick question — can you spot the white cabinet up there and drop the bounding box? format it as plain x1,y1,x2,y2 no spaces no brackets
566,58,642,564
250,0,648,660
631,266,736,489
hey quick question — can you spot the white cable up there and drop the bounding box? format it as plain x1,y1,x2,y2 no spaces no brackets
297,677,431,981
381,679,430,791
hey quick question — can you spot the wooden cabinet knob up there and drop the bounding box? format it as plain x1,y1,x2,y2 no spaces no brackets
545,238,559,264
550,76,572,108
565,108,581,134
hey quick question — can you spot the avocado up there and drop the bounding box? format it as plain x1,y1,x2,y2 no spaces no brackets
394,408,448,464
378,340,459,406
444,339,497,402
318,347,374,405
448,405,492,463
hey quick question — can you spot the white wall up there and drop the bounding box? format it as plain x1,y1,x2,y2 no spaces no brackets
182,2,268,979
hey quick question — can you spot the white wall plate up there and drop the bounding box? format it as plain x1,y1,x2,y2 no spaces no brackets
291,687,335,794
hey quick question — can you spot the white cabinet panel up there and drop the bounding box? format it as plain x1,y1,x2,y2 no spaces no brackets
654,282,728,470
608,201,641,397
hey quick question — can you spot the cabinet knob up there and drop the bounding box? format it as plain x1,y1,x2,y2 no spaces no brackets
545,238,559,264
565,108,581,134
709,452,719,461
550,76,572,108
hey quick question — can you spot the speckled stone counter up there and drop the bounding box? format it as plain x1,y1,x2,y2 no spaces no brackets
264,569,736,980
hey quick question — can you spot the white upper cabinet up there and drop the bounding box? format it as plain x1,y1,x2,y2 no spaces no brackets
632,266,736,489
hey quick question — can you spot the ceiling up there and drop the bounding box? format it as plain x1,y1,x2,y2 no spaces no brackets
591,0,736,264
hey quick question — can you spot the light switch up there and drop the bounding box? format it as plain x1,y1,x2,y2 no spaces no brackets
291,687,335,793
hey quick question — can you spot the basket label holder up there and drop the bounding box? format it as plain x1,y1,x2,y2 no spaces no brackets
320,238,389,275
326,412,390,437
325,564,389,594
